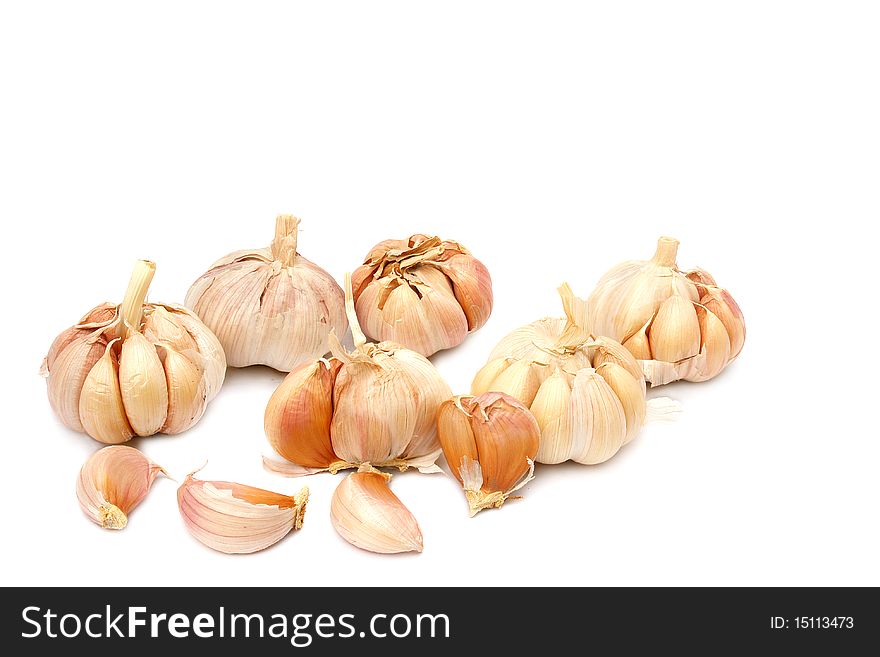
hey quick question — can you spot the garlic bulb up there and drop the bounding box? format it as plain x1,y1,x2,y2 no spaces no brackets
178,472,309,554
263,274,452,476
330,470,423,554
351,234,493,356
77,446,165,529
472,284,653,465
587,236,746,385
185,215,347,371
437,392,539,516
42,260,226,444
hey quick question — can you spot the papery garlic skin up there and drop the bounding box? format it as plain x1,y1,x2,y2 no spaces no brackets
42,261,226,444
330,471,423,554
351,234,493,356
186,215,347,371
437,393,539,516
76,446,165,529
177,473,309,554
472,284,649,465
263,274,452,476
587,237,746,385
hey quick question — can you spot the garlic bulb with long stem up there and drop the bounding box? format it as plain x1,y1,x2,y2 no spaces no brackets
263,274,452,476
76,446,166,529
351,234,493,356
185,215,347,371
42,260,226,444
437,393,539,516
472,284,665,465
587,236,746,385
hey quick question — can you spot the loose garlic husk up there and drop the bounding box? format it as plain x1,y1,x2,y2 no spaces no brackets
42,260,226,444
330,470,423,554
472,284,662,465
587,236,746,385
177,472,309,554
351,234,493,356
76,446,165,529
263,274,452,476
437,393,539,516
185,215,346,372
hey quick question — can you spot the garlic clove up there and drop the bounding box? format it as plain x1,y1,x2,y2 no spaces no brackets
178,474,309,554
622,321,653,360
530,369,574,464
119,331,169,436
392,347,453,461
488,358,541,407
171,307,227,402
79,340,135,444
159,344,207,435
570,369,627,465
330,471,423,554
46,334,108,432
264,359,341,468
471,357,512,395
689,306,732,382
143,306,199,355
436,398,480,489
701,289,746,359
589,335,646,394
77,446,165,529
647,295,701,363
596,362,646,445
437,254,494,331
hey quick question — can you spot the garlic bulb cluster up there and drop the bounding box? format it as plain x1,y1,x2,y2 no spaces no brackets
437,393,539,516
77,446,165,529
186,215,346,371
263,274,452,476
330,470,423,554
351,234,493,356
587,236,746,385
42,260,226,444
472,284,649,465
178,472,309,554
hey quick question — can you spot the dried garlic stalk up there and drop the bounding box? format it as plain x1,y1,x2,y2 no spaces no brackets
42,260,226,444
437,393,539,516
76,446,165,529
351,234,493,356
186,215,347,371
263,273,452,476
587,236,745,384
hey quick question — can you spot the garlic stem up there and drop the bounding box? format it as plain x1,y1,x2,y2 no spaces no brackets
652,236,680,267
270,214,300,267
343,272,368,349
118,260,155,339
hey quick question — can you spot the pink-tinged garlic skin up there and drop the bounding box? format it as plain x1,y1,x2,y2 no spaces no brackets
587,237,746,385
351,234,493,356
185,215,347,372
330,471,423,554
76,446,165,530
42,261,227,444
177,474,309,554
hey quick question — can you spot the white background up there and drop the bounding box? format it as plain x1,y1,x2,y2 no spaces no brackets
1,1,878,587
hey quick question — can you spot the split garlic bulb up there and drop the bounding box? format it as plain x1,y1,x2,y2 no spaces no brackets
351,234,493,356
472,284,649,465
42,260,226,444
185,215,346,371
437,392,539,516
263,274,452,476
587,236,746,385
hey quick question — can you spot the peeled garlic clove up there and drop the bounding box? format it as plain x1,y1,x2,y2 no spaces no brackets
159,344,207,435
530,369,574,465
596,362,646,445
437,393,539,516
570,369,627,465
264,359,341,468
119,331,168,436
178,473,309,554
351,234,493,356
330,471,422,554
648,295,701,363
46,334,107,432
77,446,165,529
79,340,134,444
186,215,346,371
